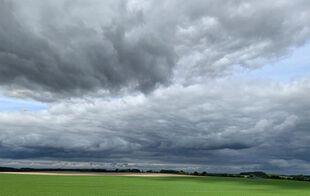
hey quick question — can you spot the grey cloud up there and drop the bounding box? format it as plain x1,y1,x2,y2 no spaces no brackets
0,0,174,100
0,79,310,173
1,0,310,100
174,0,310,83
1,0,310,174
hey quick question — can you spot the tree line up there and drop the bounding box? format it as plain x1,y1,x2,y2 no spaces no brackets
0,167,309,182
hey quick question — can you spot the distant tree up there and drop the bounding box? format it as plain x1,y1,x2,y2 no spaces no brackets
293,175,305,181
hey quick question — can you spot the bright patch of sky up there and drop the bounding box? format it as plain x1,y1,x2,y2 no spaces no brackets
235,43,310,81
0,96,47,112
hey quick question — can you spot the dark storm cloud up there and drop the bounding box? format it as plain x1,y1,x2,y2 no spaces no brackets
1,80,310,173
1,0,310,174
0,0,175,100
0,0,310,100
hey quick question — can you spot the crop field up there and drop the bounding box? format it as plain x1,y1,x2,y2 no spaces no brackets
0,173,309,196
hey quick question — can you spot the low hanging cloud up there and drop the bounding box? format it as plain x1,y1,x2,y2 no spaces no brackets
0,0,310,100
0,79,310,173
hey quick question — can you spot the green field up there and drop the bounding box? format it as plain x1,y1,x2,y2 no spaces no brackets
0,174,309,196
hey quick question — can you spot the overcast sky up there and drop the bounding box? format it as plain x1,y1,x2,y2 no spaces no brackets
1,0,310,174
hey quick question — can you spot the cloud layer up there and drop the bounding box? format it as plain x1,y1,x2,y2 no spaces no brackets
1,0,310,100
0,0,310,173
1,79,310,173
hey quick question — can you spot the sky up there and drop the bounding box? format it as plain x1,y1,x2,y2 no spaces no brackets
0,0,310,174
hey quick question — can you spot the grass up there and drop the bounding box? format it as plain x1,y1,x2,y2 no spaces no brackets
0,174,309,196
